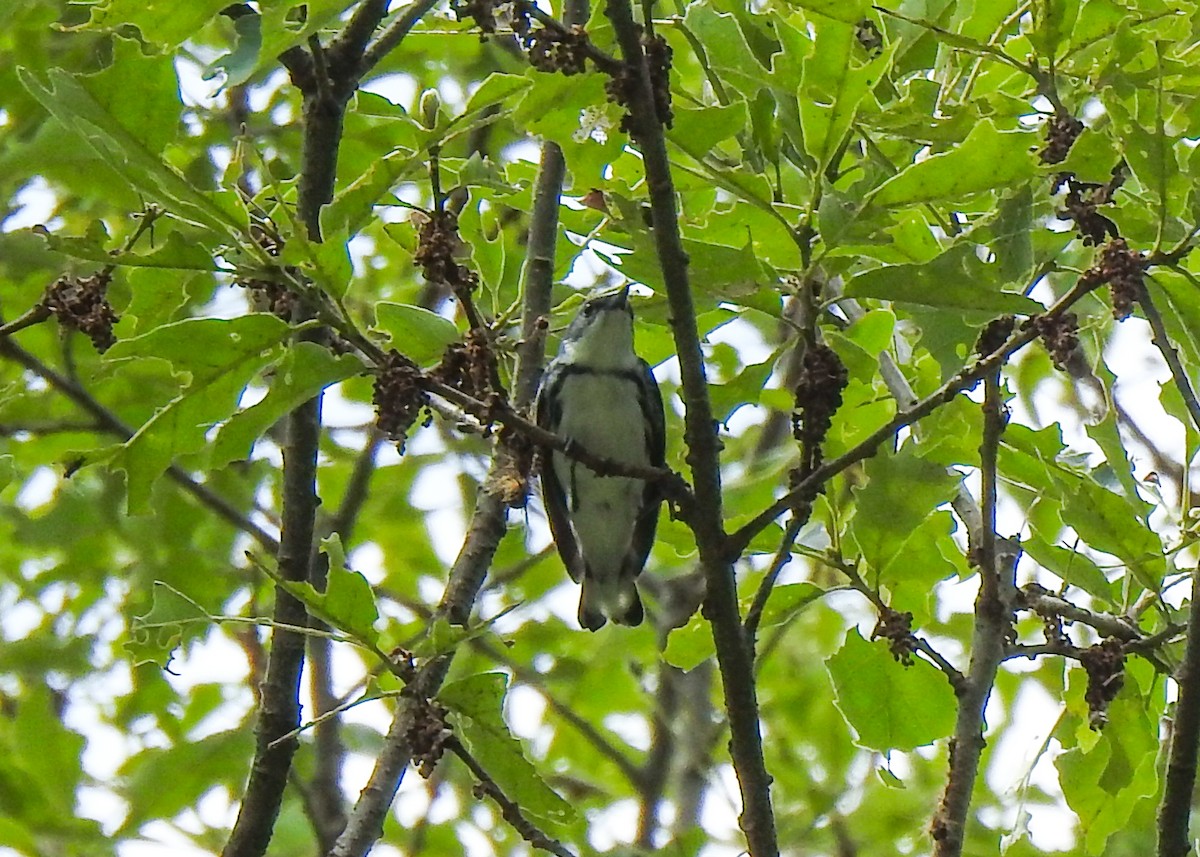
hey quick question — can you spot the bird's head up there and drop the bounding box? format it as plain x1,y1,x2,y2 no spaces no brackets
558,285,636,368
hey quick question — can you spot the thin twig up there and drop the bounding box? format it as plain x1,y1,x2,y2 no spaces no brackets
743,517,804,644
0,336,277,550
447,737,579,857
837,560,966,689
1140,276,1200,433
728,275,1104,559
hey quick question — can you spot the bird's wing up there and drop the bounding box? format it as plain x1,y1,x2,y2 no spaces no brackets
535,369,584,583
626,358,665,579
639,358,666,467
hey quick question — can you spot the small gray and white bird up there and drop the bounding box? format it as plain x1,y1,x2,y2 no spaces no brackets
535,286,665,630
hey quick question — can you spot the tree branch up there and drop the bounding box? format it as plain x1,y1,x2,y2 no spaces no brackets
930,372,1011,856
1145,274,1200,856
513,140,567,407
361,0,442,73
304,432,384,849
604,1,778,853
1019,583,1143,641
227,3,394,851
223,347,323,857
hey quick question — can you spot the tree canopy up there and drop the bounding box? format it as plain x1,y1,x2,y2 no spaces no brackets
1,1,1199,856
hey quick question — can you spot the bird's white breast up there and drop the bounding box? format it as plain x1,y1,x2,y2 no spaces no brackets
551,370,650,579
553,371,650,464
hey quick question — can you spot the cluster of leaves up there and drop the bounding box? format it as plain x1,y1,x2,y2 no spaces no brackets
2,1,1200,857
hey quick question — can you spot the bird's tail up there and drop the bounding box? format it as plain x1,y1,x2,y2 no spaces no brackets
578,573,643,631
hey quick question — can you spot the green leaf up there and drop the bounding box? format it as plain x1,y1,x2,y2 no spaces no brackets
869,120,1038,206
1058,476,1163,593
1021,537,1114,603
466,73,534,115
106,315,292,513
259,539,381,647
79,36,180,157
413,617,472,660
210,343,364,468
373,302,462,366
119,728,252,831
1057,673,1158,854
845,244,1044,313
125,582,212,668
799,22,896,172
205,11,262,88
663,610,714,672
782,0,869,24
1060,126,1123,185
78,0,230,50
827,629,956,751
1151,269,1200,369
439,673,577,834
39,227,219,270
1027,0,1081,59
3,685,90,824
282,227,353,299
668,101,749,159
710,352,779,424
1109,83,1176,236
255,1,353,82
596,234,776,305
757,582,826,629
1084,376,1146,505
318,535,381,646
851,449,962,590
989,186,1035,286
18,67,244,240
323,145,424,236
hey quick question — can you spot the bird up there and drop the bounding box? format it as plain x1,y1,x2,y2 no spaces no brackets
534,285,665,630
